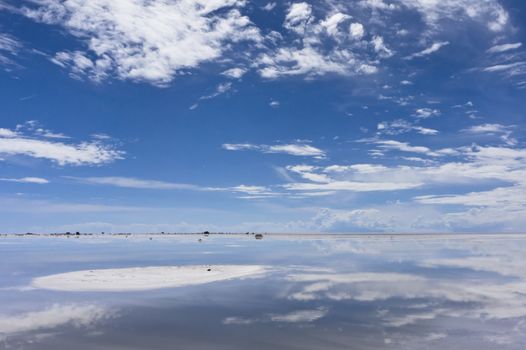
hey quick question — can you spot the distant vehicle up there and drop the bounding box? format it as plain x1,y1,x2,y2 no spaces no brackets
255,234,263,240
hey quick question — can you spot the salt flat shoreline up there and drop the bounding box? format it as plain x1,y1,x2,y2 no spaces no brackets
1,232,525,242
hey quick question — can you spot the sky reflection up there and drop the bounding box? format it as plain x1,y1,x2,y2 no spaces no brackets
1,234,525,349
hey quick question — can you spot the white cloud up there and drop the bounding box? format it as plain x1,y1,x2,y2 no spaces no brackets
223,308,328,326
0,304,111,336
284,3,313,33
269,100,280,108
373,140,444,157
483,62,526,77
0,177,49,184
269,308,328,323
256,4,382,79
221,67,247,79
257,45,356,78
0,128,19,138
266,144,325,158
360,0,509,33
398,0,508,32
406,41,449,59
349,22,365,40
414,108,440,119
199,82,232,100
68,176,200,190
377,120,438,136
222,316,255,325
0,33,22,68
222,143,259,151
0,33,20,53
67,176,278,199
320,13,351,37
222,143,325,158
0,127,123,166
21,0,261,85
262,2,276,12
415,185,526,208
464,123,516,145
284,163,423,192
487,42,522,54
372,35,393,58
283,180,422,192
277,143,526,208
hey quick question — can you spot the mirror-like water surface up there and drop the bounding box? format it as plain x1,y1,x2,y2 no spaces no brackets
1,234,525,349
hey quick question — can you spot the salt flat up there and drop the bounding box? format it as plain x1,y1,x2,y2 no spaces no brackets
32,265,268,292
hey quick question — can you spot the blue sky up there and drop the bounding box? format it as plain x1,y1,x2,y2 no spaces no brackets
0,0,525,233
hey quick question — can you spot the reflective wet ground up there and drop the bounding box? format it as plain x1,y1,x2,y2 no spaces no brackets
1,233,526,349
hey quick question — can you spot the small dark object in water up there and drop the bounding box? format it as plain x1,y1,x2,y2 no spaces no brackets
255,234,263,240
203,231,210,236
198,238,202,242
207,268,211,271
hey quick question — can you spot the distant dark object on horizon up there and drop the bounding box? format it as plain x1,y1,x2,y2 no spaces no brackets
255,234,263,240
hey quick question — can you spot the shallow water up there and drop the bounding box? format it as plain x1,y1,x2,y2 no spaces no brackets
1,234,526,349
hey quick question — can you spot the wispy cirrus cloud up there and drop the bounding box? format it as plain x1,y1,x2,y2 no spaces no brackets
67,176,200,191
223,307,328,325
223,142,326,158
405,41,449,59
487,42,522,53
0,32,22,69
66,176,279,199
0,177,49,184
463,123,516,145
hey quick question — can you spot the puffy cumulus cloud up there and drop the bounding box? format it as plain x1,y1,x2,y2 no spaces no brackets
413,108,440,119
0,124,123,166
20,0,261,85
283,2,313,33
256,3,383,79
371,35,393,58
0,303,112,338
349,22,365,40
222,142,326,158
